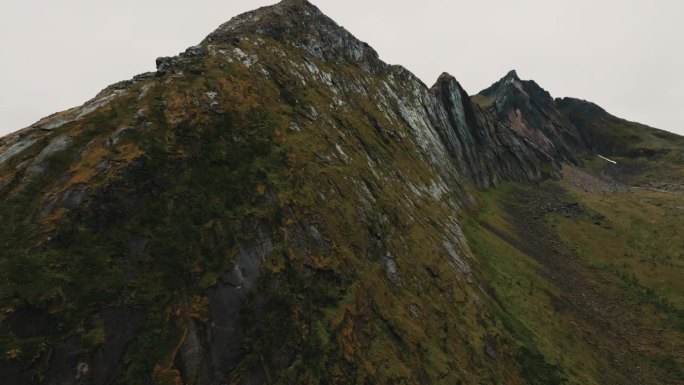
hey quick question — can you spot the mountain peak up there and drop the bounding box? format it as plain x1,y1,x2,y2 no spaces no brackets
476,70,586,159
279,0,314,6
203,0,386,73
479,69,524,98
435,72,459,85
504,69,520,81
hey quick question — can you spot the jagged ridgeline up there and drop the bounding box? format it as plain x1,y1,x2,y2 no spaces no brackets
1,1,682,384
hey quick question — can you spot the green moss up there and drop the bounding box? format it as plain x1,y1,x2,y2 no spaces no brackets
461,186,600,385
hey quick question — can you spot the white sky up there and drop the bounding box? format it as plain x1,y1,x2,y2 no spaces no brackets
1,0,683,136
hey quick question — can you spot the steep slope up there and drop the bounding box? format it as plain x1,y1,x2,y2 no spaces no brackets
430,73,556,188
0,1,681,385
475,70,586,162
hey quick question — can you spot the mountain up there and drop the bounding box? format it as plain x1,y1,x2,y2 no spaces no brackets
0,1,682,384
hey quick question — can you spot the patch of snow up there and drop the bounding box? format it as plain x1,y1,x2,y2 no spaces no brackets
598,155,617,164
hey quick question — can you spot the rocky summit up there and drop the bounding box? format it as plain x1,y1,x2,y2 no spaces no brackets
0,1,682,384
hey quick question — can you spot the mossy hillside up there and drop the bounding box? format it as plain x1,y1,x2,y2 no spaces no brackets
461,185,604,385
554,186,683,309
465,179,684,384
0,46,292,382
0,93,153,378
214,36,528,384
552,182,684,379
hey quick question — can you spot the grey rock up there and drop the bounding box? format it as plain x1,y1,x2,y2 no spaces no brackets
156,56,174,75
132,71,156,81
75,91,123,120
135,108,147,120
184,45,205,57
205,0,386,74
0,136,37,164
35,186,87,221
484,341,497,359
27,135,72,175
177,223,273,385
137,83,153,99
176,318,203,383
108,125,134,146
40,117,74,131
96,159,110,171
384,253,399,281
431,72,554,188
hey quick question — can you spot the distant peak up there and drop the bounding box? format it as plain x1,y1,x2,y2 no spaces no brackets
436,72,457,83
432,72,466,93
504,69,520,81
478,70,525,98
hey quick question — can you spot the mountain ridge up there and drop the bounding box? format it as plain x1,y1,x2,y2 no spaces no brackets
0,1,682,384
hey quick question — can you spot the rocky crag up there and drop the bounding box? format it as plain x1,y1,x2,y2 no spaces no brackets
1,1,682,384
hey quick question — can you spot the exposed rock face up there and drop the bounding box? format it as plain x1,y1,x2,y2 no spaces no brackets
0,135,37,164
28,135,72,175
478,70,586,162
204,0,386,74
0,1,682,385
431,73,553,187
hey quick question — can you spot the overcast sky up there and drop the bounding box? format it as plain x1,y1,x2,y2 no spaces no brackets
1,0,683,137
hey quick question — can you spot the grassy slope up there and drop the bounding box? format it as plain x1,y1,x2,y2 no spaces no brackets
553,178,684,381
463,184,603,385
462,171,683,384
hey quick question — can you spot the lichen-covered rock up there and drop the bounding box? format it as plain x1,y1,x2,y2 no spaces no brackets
28,135,72,175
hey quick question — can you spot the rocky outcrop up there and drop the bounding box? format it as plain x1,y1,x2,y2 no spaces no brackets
478,70,586,162
431,73,554,188
27,135,72,175
204,0,386,75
